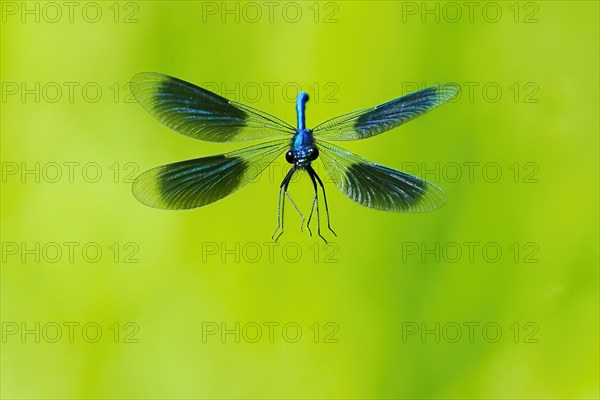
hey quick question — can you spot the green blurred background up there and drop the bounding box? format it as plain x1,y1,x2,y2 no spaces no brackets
1,1,598,398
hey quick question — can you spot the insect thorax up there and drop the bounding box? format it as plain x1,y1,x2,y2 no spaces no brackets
287,129,318,166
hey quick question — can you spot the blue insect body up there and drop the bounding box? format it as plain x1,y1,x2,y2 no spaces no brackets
296,91,309,130
289,92,317,168
277,92,330,241
130,73,460,242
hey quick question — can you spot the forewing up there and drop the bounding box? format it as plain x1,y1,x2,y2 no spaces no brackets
313,83,459,141
132,140,289,209
317,141,446,212
131,72,296,142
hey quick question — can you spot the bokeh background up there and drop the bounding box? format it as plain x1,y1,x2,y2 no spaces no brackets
1,1,598,398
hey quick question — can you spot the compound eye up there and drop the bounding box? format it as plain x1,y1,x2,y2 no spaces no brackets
308,147,319,161
285,150,295,164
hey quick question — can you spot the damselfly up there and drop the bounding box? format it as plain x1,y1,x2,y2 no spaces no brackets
130,73,459,242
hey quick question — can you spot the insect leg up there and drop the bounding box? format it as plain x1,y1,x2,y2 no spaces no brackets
309,166,337,237
306,195,317,238
271,185,284,240
307,167,327,244
273,167,296,242
285,191,305,231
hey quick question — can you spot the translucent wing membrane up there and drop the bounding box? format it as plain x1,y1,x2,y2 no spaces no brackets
131,72,296,142
132,140,289,209
313,83,460,141
317,141,447,212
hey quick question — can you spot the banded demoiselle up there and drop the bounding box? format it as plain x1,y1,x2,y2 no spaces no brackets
130,73,460,242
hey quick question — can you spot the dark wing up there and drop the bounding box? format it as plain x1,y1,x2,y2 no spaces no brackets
132,139,289,209
317,141,446,212
131,72,296,142
312,83,459,141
